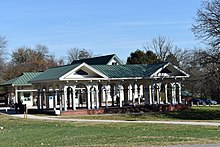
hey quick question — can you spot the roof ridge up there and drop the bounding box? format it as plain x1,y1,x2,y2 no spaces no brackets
23,71,42,74
46,63,81,70
73,54,115,61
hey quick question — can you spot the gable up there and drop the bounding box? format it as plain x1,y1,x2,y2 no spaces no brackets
30,64,80,83
60,63,108,80
150,63,189,78
71,54,124,65
107,56,123,65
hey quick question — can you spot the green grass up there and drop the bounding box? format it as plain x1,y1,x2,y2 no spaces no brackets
1,106,220,146
1,109,220,146
60,106,220,122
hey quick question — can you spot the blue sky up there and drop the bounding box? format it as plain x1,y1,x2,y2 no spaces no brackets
0,0,203,61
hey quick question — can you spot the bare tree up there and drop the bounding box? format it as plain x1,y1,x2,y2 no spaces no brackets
172,46,191,68
144,36,173,61
0,36,7,82
191,0,220,100
0,36,7,62
4,45,59,80
143,36,190,68
67,48,93,63
192,0,220,48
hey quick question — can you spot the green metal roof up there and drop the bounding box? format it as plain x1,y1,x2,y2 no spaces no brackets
71,54,123,65
0,72,42,86
30,64,80,82
29,62,168,83
92,62,168,78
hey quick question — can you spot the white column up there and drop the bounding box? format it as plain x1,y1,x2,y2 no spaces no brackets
15,86,18,103
72,86,76,110
137,85,141,105
87,85,91,109
171,83,176,104
128,85,132,101
148,85,151,104
104,85,109,108
110,85,115,106
101,87,105,107
95,86,99,109
156,83,161,104
91,88,94,109
63,86,68,111
105,89,108,107
53,91,56,110
59,92,62,111
178,83,182,104
165,84,168,104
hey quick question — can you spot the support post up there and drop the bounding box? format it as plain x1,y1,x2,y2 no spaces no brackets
137,86,141,105
178,83,182,104
95,87,99,109
87,87,91,109
165,84,168,104
171,83,176,104
150,80,155,104
72,86,76,110
91,88,94,109
63,87,68,111
15,86,18,104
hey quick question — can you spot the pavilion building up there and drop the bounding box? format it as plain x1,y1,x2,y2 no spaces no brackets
27,54,189,114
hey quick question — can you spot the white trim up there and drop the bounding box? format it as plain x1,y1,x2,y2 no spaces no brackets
107,55,116,65
150,62,189,78
148,76,189,79
16,89,38,92
172,64,190,77
59,62,108,80
60,78,108,81
108,77,143,80
107,55,123,65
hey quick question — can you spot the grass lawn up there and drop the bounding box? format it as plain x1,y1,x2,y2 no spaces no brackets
0,106,220,146
59,106,220,122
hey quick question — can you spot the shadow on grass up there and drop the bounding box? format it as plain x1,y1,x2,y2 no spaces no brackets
163,106,220,120
127,106,220,121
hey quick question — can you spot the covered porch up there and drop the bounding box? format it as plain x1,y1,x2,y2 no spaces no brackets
31,62,188,115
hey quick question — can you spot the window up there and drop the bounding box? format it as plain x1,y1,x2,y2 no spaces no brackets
23,92,31,101
161,68,172,73
112,62,117,65
76,69,88,75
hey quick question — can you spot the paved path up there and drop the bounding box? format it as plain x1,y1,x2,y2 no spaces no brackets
6,113,220,126
2,112,220,147
161,144,220,147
